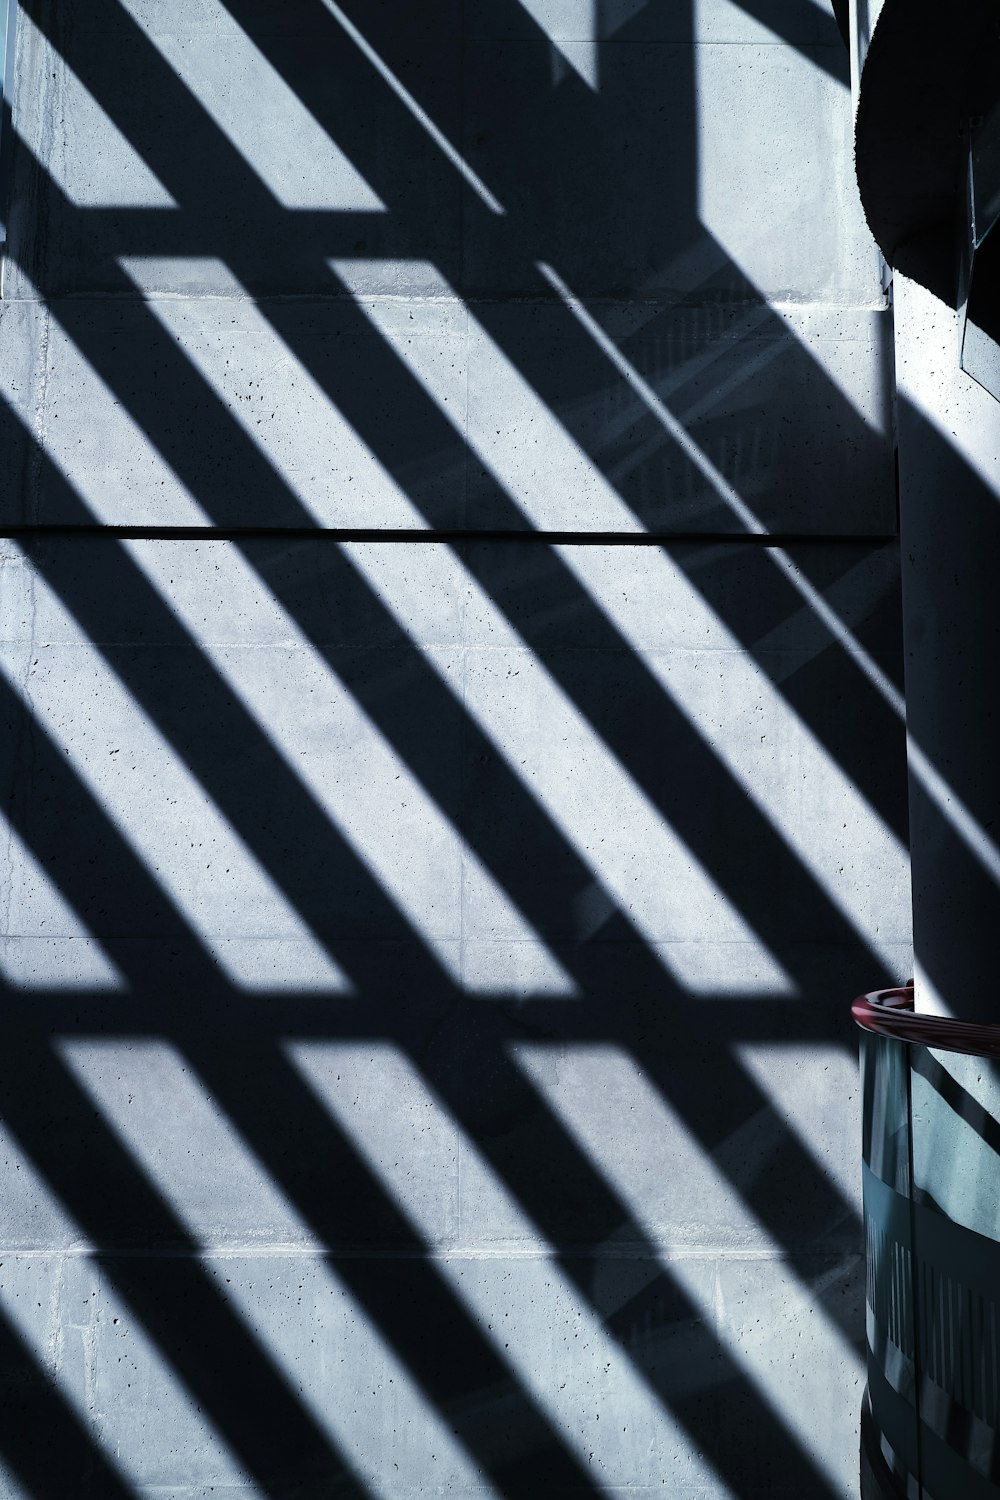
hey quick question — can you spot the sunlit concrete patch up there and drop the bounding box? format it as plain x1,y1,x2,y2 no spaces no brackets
200,1254,503,1500
62,1039,498,1499
0,1250,256,1497
461,939,587,997
0,550,350,993
563,561,910,971
734,1043,863,1217
767,303,893,435
895,275,1000,504
0,300,213,527
482,287,893,533
0,815,124,991
512,1043,862,1500
116,0,385,210
59,1039,324,1250
290,1040,734,1496
510,0,601,89
0,938,125,993
459,644,795,990
693,0,878,304
912,959,950,1018
123,538,574,994
198,938,358,993
90,1270,260,1496
15,11,177,207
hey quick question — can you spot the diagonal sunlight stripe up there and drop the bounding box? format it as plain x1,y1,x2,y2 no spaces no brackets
118,537,575,995
511,1042,862,1500
317,0,505,214
514,0,600,90
0,546,350,994
331,260,910,974
288,1039,737,1499
59,1036,505,1500
0,808,124,991
18,11,177,208
123,258,790,994
0,1117,254,1496
116,0,385,212
735,1042,863,1215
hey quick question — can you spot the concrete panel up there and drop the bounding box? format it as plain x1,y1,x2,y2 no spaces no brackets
706,1252,862,1500
693,33,879,304
464,301,895,535
0,1252,96,1435
461,30,875,304
0,296,469,529
0,534,908,999
7,0,463,301
0,291,894,534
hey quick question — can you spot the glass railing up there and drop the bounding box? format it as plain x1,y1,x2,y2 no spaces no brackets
855,988,1000,1499
960,103,1000,402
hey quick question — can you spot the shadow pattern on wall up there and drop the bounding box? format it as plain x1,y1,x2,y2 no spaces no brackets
0,1,908,1496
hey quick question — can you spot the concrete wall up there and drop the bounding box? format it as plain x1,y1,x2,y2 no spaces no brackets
0,1,909,1496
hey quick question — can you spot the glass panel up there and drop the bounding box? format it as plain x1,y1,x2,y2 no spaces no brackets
960,103,1000,402
908,1045,1000,1496
860,1031,920,1496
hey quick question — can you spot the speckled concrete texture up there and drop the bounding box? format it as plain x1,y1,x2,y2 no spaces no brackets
0,0,907,1495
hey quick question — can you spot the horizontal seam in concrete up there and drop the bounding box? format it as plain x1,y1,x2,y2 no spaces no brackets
0,1245,859,1261
0,293,892,310
0,526,900,545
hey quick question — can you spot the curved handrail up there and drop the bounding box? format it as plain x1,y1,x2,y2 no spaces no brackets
852,986,1000,1058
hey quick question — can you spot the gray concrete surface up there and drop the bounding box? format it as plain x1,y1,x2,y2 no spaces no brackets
0,0,909,1496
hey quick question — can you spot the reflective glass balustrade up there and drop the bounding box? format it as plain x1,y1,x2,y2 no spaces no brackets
856,989,1000,1499
960,103,1000,402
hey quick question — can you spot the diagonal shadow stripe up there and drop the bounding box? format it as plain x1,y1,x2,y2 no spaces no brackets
0,1037,372,1499
0,167,875,1350
1,393,871,1268
189,1036,850,1500
1,537,861,1492
728,0,851,85
0,202,895,1003
0,1303,138,1500
15,0,902,850
0,636,863,1500
0,661,614,1496
6,513,869,1383
0,2,893,1488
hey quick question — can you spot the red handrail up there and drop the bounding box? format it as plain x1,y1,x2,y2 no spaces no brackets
852,986,1000,1059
